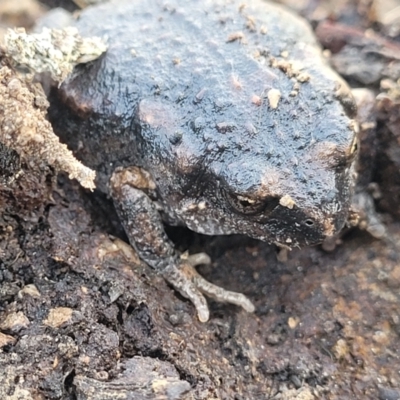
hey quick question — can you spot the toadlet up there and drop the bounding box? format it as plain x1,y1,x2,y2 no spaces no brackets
49,0,359,322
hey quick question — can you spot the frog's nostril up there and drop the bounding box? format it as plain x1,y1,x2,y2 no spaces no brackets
304,219,315,227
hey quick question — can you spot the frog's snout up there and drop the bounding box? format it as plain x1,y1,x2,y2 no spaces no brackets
259,203,342,248
321,217,339,237
300,205,348,245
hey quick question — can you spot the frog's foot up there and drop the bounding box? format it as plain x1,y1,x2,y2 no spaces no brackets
351,191,386,239
323,190,387,252
162,253,255,323
110,167,255,322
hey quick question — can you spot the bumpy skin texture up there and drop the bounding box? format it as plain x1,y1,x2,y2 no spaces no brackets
52,0,358,320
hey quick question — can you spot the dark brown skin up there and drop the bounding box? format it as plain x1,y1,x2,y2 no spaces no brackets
50,0,358,321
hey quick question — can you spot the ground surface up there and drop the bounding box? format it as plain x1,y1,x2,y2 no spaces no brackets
1,0,400,399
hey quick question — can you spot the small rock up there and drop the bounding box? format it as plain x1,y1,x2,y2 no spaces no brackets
0,311,30,332
43,307,73,328
379,386,400,400
0,332,16,347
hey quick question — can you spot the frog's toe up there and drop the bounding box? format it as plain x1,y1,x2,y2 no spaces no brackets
184,252,212,266
163,257,255,322
191,269,255,314
189,292,210,323
180,253,255,321
162,262,210,322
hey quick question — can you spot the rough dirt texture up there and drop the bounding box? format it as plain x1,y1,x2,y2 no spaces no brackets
4,27,107,82
0,64,96,189
1,1,400,399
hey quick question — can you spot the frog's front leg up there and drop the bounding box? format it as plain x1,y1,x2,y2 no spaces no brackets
109,166,255,322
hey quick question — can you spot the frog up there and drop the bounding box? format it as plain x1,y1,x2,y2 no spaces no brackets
48,0,359,322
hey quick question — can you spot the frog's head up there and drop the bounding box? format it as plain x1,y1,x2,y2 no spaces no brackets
205,129,358,248
138,79,358,248
190,117,355,247
197,93,358,248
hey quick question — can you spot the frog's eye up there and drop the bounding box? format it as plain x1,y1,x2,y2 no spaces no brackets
331,137,359,170
338,135,358,168
223,191,279,216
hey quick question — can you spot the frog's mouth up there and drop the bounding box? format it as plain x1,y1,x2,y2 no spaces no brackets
246,203,349,248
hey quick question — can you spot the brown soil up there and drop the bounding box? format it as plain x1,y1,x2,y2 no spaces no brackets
1,1,400,399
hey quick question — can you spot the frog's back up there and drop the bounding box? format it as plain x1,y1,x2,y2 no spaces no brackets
65,0,319,122
60,0,353,176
